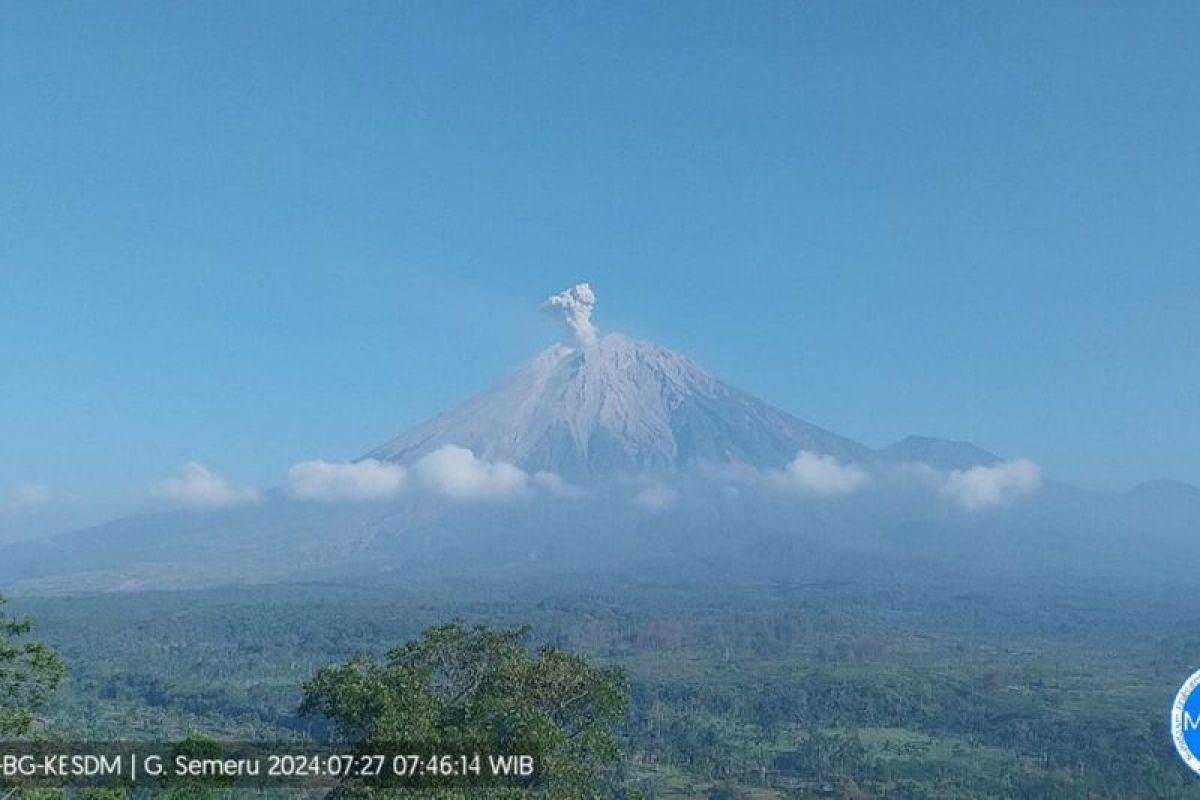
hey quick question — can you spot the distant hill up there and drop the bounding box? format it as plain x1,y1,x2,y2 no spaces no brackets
876,436,999,470
1125,477,1200,504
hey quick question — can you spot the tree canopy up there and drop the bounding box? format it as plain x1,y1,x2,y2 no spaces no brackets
301,621,628,797
0,593,65,737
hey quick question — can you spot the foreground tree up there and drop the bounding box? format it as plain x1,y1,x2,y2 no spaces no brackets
301,622,629,798
0,593,65,736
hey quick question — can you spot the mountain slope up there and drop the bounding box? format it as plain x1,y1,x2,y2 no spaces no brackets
1124,478,1200,505
876,436,1000,470
8,329,1181,597
367,334,870,481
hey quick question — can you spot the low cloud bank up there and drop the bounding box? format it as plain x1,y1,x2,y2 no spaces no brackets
631,483,678,512
287,459,407,501
157,463,259,508
624,449,868,513
697,450,1042,511
161,448,1040,514
413,445,530,500
940,458,1042,511
531,471,586,498
697,451,871,499
772,451,869,496
2,483,53,513
285,446,580,504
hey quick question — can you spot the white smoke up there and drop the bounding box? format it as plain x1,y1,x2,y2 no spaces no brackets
544,282,598,346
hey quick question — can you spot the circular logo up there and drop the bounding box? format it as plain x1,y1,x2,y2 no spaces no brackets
1172,669,1200,775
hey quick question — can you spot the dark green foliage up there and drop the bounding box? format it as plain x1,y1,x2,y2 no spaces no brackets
706,782,746,799
159,733,239,798
301,622,628,796
0,593,65,736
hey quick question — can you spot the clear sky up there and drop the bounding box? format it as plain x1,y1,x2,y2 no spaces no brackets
2,1,1198,537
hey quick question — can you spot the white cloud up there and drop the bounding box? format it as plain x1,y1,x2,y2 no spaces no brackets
940,458,1042,511
531,471,585,498
3,483,53,513
772,451,868,497
13,483,52,508
156,463,259,508
287,459,407,502
697,453,868,498
882,460,944,488
631,483,678,513
414,445,530,500
282,448,572,504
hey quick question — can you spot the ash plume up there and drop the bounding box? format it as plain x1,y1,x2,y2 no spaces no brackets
544,282,598,346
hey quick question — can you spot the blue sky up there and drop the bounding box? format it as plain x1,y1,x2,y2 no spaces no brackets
2,2,1198,536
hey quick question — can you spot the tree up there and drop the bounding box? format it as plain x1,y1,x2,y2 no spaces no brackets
0,593,65,736
706,782,747,800
301,622,628,798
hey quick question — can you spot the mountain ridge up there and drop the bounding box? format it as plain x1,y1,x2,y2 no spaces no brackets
877,436,1001,470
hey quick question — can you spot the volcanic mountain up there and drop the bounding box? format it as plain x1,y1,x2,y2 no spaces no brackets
4,287,1194,594
366,333,869,482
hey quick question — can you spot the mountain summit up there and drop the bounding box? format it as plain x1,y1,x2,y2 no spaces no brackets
366,333,869,482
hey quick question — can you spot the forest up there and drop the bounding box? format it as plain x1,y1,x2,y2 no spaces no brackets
3,575,1198,798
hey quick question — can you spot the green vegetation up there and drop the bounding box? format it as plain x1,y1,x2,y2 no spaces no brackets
5,579,1199,798
302,621,628,797
0,592,64,736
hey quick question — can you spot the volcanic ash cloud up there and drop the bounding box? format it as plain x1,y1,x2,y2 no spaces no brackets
544,282,598,346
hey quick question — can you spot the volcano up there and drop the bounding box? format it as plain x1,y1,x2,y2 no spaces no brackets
6,285,1193,595
367,333,869,482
